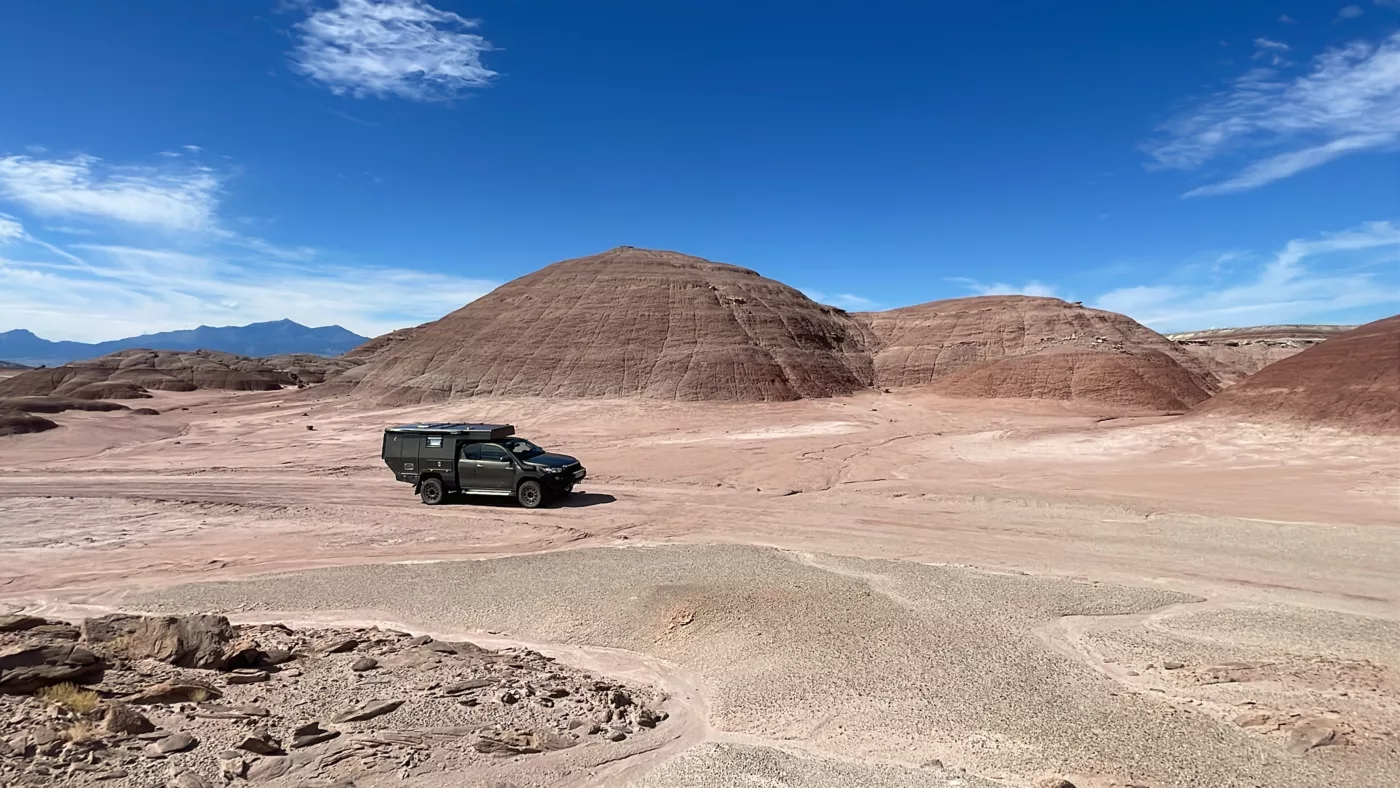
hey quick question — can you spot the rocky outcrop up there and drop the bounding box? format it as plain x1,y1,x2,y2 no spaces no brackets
0,643,104,694
1166,325,1355,385
0,614,671,787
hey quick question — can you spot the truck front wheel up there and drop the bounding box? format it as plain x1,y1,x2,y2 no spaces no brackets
420,477,446,505
517,480,544,509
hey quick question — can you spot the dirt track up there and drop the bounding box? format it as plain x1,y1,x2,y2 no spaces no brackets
1,388,1398,786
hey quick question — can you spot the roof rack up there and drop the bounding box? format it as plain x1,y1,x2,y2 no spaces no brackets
384,423,515,439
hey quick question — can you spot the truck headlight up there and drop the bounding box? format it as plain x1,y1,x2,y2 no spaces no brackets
543,466,562,473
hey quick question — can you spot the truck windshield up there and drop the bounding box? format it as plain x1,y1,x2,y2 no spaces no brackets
500,438,545,459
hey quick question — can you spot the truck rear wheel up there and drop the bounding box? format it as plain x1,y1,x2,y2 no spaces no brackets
517,480,544,509
420,477,446,505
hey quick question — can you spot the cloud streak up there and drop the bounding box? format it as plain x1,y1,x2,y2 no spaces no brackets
291,0,497,101
0,154,219,231
1146,32,1400,196
1093,221,1400,330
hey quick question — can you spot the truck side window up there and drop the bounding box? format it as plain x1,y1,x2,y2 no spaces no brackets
426,436,443,448
479,444,510,462
461,443,481,460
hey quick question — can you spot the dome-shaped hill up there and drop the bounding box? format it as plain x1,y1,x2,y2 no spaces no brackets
857,295,1220,409
340,247,874,403
1191,314,1400,432
0,349,298,399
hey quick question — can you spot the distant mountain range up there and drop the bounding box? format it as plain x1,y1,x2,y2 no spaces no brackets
0,320,369,367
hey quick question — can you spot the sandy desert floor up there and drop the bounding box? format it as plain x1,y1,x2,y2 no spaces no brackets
1,388,1398,787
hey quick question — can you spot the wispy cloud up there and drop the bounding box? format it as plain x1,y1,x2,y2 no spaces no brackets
0,154,219,231
948,277,1060,299
1146,32,1400,196
0,214,22,243
290,0,497,101
1093,221,1400,330
802,289,878,311
1338,5,1365,20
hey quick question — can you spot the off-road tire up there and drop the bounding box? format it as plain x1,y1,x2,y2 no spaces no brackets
517,479,545,509
420,477,446,506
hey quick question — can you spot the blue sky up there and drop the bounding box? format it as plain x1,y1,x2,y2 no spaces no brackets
1,0,1398,342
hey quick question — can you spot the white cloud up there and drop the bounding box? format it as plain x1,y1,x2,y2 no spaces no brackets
1280,14,1295,23
1146,32,1400,195
1254,37,1290,51
951,279,1060,298
182,145,203,153
0,244,499,342
1092,221,1400,330
0,214,22,243
1338,5,1365,19
1182,132,1395,196
802,289,878,310
291,0,497,101
0,154,219,231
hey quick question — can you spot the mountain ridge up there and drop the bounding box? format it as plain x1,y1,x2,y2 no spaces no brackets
0,319,369,367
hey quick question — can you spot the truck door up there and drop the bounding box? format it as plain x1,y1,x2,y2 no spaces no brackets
475,443,517,490
458,443,481,488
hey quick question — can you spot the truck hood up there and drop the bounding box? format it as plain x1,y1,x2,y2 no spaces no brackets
524,453,579,469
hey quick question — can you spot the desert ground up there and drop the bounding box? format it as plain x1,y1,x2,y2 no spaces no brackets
1,387,1398,787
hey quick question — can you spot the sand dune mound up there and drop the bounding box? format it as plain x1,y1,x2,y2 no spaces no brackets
0,349,298,400
858,296,1218,408
342,247,874,403
1167,325,1356,385
1192,315,1400,431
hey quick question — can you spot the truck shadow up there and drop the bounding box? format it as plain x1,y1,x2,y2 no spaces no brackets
445,492,617,509
557,492,617,508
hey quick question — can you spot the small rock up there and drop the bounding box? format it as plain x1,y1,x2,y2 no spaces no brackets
245,754,292,781
258,649,294,667
320,638,360,654
225,669,269,685
1034,779,1076,788
0,615,56,632
1287,718,1340,756
290,722,340,749
1162,661,1185,671
443,678,494,695
216,749,246,779
350,657,378,672
609,690,632,708
155,732,198,755
102,702,155,735
1234,711,1272,728
167,769,212,788
1125,670,1140,677
236,731,283,756
607,731,627,742
332,698,403,723
126,680,221,705
406,635,434,647
231,704,270,718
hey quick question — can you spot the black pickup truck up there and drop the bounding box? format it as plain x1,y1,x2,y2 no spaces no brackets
381,423,586,508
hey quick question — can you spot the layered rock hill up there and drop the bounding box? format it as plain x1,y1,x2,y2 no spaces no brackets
1192,315,1400,432
1166,325,1356,385
0,350,299,400
857,296,1221,410
337,247,874,403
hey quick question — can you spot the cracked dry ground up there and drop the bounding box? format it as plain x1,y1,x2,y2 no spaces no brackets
0,614,669,787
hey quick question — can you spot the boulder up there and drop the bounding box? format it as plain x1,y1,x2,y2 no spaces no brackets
0,643,104,694
85,614,260,670
102,701,156,735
